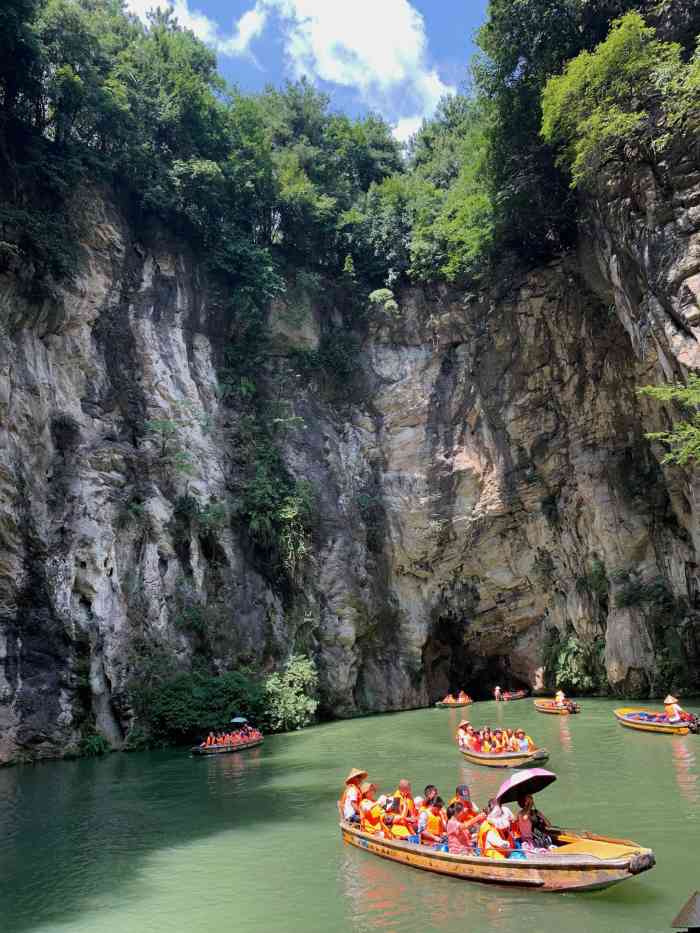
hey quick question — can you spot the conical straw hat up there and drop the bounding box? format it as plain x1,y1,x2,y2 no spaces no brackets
345,767,368,784
664,695,679,705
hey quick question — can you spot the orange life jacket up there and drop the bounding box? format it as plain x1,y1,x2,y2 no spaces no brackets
392,789,417,821
425,810,446,836
360,803,383,834
477,819,492,853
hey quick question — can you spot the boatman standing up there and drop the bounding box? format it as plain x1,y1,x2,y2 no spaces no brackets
664,694,685,723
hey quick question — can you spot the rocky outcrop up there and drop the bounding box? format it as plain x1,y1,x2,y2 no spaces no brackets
2,164,700,763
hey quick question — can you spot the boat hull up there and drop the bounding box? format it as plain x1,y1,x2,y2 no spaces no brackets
534,700,579,716
435,701,472,708
191,738,264,755
499,691,528,702
460,747,549,768
339,823,654,892
614,708,689,735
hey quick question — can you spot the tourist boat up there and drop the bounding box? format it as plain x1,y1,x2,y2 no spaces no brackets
614,707,692,735
534,698,581,715
339,821,655,892
459,746,549,768
191,716,264,755
435,699,472,708
500,690,528,702
191,736,264,755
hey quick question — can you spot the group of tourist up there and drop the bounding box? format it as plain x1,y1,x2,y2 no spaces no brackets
200,725,262,747
456,721,535,754
440,691,472,704
339,768,553,858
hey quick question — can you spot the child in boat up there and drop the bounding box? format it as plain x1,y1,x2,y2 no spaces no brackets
457,690,469,703
442,693,456,704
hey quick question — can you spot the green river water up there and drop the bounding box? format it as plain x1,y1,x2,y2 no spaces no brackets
1,698,699,933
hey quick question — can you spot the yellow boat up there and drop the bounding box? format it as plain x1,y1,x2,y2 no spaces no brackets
614,707,691,735
435,699,472,708
460,747,549,768
534,698,581,715
339,822,654,892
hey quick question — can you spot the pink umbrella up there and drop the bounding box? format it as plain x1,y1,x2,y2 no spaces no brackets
495,768,557,805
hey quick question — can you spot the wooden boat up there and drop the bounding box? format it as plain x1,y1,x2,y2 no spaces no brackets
339,821,655,892
614,707,691,735
460,746,549,768
534,699,581,715
500,690,528,702
191,737,264,755
435,699,472,708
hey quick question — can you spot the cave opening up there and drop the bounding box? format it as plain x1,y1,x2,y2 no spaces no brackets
422,618,530,701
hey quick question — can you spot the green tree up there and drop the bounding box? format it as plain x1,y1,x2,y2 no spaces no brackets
639,375,700,465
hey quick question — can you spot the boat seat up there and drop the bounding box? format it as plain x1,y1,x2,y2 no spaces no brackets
550,840,639,859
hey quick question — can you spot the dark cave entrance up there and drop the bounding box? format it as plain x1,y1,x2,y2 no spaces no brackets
422,618,530,701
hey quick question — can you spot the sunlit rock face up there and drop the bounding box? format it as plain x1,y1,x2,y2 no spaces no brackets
1,159,700,763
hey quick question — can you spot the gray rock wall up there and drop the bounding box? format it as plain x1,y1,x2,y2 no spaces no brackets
1,171,700,763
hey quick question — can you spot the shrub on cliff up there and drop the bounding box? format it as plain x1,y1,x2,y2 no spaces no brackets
542,12,700,187
264,655,319,732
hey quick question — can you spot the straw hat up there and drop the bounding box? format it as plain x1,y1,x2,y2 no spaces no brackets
458,719,471,728
360,781,376,795
664,695,679,705
488,805,511,831
345,767,368,785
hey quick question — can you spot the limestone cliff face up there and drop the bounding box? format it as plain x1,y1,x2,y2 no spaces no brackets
1,167,700,762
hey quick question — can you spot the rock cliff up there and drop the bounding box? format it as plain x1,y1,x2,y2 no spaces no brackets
2,160,700,762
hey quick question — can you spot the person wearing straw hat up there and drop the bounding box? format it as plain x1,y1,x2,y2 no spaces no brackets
664,695,685,723
339,767,367,823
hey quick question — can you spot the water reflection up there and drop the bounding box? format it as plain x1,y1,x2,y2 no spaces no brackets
670,738,699,804
558,717,573,755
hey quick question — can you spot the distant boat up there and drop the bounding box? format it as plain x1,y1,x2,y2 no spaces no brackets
534,699,581,715
191,716,264,755
499,690,528,702
614,707,695,735
435,699,473,708
191,736,264,755
459,747,549,769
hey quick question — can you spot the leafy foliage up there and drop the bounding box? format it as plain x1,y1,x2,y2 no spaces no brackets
639,375,700,465
543,629,607,693
542,12,700,187
128,654,318,742
78,731,110,757
264,654,319,732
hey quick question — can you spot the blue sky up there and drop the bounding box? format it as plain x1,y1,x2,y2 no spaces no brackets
125,0,489,139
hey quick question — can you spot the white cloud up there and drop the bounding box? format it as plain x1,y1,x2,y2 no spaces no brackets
125,0,454,131
219,6,268,56
392,115,424,143
231,0,454,127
